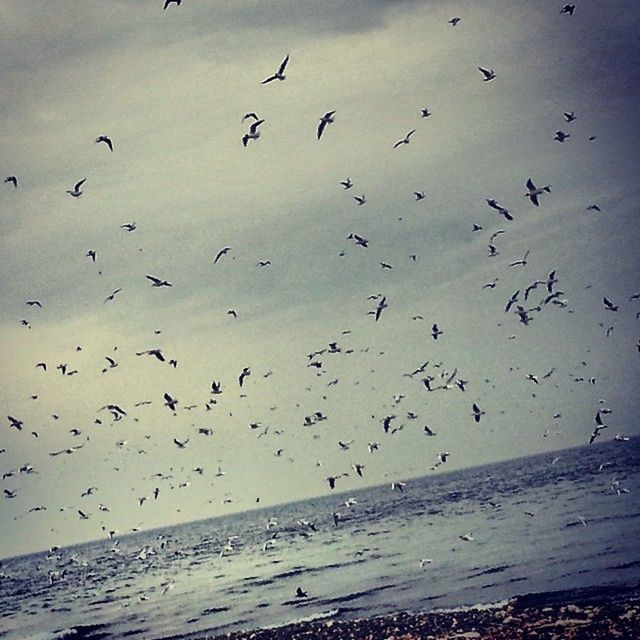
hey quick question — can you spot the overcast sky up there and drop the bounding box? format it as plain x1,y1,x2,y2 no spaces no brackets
1,0,639,559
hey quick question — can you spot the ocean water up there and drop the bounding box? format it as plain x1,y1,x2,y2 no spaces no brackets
1,438,639,640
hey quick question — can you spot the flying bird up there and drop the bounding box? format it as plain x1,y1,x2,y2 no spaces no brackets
242,119,265,147
472,403,485,423
163,0,181,8
431,324,443,340
120,222,137,231
146,275,172,287
603,297,619,312
486,199,513,221
261,54,290,84
242,112,259,122
554,130,570,142
317,111,336,140
164,393,178,412
525,178,551,206
213,247,231,264
66,178,86,198
95,135,114,151
393,129,416,148
239,367,251,387
563,111,577,122
560,4,575,15
420,108,432,118
510,250,531,267
340,178,353,189
449,17,461,26
86,249,97,262
478,67,496,81
4,176,18,188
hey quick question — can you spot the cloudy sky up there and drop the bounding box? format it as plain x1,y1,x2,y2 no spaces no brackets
1,0,639,559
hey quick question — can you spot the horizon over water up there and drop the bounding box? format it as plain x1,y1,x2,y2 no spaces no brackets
1,436,638,640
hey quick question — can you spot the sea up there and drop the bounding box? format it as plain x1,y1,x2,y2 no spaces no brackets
1,437,639,640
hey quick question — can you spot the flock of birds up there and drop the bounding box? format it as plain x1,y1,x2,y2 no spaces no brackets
1,3,638,605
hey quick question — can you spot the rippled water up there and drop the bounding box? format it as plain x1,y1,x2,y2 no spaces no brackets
1,438,639,640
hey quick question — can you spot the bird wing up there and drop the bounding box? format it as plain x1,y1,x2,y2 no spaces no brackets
529,193,539,206
249,119,264,134
526,178,536,191
278,54,290,75
146,275,162,285
74,178,87,191
317,119,327,140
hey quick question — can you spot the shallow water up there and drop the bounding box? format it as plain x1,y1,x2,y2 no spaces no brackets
1,437,638,640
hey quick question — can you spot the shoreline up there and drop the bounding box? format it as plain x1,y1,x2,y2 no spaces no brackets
199,592,640,640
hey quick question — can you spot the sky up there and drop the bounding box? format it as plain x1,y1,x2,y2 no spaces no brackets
1,0,639,559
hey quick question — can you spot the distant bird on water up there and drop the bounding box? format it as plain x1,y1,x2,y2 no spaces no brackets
261,55,289,84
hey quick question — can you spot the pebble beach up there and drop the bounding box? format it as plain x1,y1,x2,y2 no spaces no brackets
205,597,640,640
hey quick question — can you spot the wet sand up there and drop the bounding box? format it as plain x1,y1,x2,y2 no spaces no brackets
202,596,640,640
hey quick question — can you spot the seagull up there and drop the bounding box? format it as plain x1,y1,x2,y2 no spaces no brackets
163,0,181,8
146,275,172,287
368,442,380,453
423,425,437,436
449,17,461,26
505,290,520,313
66,178,86,198
354,194,366,205
375,296,388,321
8,416,24,431
213,247,231,264
120,222,137,231
26,300,42,308
560,4,575,15
242,119,265,147
431,323,443,340
173,438,189,448
414,191,426,201
391,481,406,492
472,403,485,423
563,111,577,122
459,532,474,541
393,129,416,148
587,204,601,212
86,249,97,262
317,111,336,140
95,135,114,151
239,367,251,387
261,54,290,84
419,558,433,567
488,244,499,257
554,130,570,142
4,176,18,188
242,112,259,122
486,199,513,221
478,67,496,81
510,250,530,267
420,108,432,118
163,392,178,412
136,348,165,362
340,178,353,189
525,178,551,206
472,223,483,232
603,297,619,312
295,587,308,598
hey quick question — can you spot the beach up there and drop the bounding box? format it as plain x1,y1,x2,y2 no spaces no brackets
205,596,640,640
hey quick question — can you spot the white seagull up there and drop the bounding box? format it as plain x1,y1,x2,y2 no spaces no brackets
261,54,290,84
